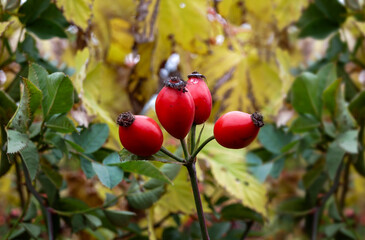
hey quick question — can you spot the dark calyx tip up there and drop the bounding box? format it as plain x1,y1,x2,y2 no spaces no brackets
188,71,206,80
164,76,187,92
251,112,264,128
117,112,135,127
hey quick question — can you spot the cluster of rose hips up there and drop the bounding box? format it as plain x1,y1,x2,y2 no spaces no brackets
117,72,264,157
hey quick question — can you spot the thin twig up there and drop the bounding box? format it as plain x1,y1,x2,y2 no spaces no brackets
180,139,189,160
190,124,196,154
189,136,215,162
240,220,254,240
311,161,344,240
160,147,185,163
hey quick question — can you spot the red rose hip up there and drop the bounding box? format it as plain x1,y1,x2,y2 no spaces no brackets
155,76,195,139
214,111,264,149
186,72,212,124
117,112,163,156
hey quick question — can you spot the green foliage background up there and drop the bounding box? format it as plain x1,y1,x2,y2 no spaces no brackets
1,0,365,239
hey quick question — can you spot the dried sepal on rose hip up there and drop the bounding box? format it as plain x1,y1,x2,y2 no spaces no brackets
186,72,212,125
117,112,163,156
155,76,195,139
213,111,264,149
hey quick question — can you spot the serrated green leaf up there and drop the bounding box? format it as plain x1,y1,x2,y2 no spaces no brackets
113,161,172,184
20,141,39,180
46,114,77,133
80,156,95,178
41,163,63,188
72,124,109,154
349,91,365,124
0,126,11,177
28,62,48,89
291,72,321,118
323,78,340,116
6,129,30,154
41,72,74,118
103,210,136,227
45,132,68,158
92,152,123,189
8,78,42,132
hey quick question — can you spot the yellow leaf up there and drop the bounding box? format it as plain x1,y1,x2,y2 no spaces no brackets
155,166,211,215
198,124,267,217
106,18,134,65
157,0,211,53
56,0,92,31
0,21,12,37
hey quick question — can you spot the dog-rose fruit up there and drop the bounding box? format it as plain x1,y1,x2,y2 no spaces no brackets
117,112,163,156
155,76,195,139
214,111,264,149
186,72,212,125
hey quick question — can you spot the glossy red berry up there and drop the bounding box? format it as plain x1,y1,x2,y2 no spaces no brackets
155,76,195,139
117,112,163,156
186,72,212,124
214,111,264,149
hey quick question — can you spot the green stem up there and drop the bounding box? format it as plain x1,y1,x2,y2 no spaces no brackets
190,124,196,154
190,136,215,161
186,162,210,240
160,147,185,163
21,159,54,240
180,139,189,160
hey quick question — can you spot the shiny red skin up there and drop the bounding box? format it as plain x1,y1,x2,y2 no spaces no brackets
155,87,195,139
186,77,212,124
214,111,260,149
118,116,163,156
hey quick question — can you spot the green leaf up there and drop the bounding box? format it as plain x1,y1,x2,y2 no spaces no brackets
113,160,172,184
349,91,365,124
103,210,136,227
290,115,320,133
317,63,337,97
45,132,68,158
21,223,41,238
80,156,95,178
315,0,347,23
127,182,165,209
326,142,345,180
18,0,50,24
277,197,311,216
28,62,48,89
0,126,11,177
291,72,321,118
72,124,109,154
324,223,345,237
41,72,74,118
92,152,124,189
143,163,181,189
38,174,58,205
8,78,42,133
20,141,39,180
221,203,264,224
6,129,30,154
71,214,86,233
4,0,20,11
326,34,346,59
258,124,293,154
46,114,77,133
40,3,69,28
323,78,340,116
208,223,231,240
41,163,63,188
298,18,339,39
26,18,67,39
337,130,358,154
84,214,102,229
0,90,17,124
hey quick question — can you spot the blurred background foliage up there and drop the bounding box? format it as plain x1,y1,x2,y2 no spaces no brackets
1,0,365,239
